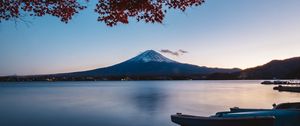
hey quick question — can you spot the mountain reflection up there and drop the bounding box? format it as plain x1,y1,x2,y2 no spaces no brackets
129,84,168,115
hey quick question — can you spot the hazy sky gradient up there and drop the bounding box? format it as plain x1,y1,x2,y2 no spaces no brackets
1,0,300,76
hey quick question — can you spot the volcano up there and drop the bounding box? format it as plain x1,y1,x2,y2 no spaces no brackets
61,50,240,79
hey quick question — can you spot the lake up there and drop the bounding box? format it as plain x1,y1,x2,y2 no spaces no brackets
0,80,299,126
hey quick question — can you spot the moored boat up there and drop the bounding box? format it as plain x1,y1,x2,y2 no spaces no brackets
171,102,300,126
273,85,300,93
261,80,300,85
171,113,275,126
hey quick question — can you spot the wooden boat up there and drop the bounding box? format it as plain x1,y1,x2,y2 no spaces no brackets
171,113,275,126
261,80,300,85
171,102,300,126
261,81,275,85
273,85,300,92
274,102,300,109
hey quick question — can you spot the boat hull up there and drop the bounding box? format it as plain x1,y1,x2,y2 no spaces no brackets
273,86,300,92
171,114,275,126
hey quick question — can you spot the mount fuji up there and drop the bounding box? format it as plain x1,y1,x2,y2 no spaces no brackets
60,50,240,79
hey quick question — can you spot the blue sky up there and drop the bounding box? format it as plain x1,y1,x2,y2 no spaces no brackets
1,0,300,76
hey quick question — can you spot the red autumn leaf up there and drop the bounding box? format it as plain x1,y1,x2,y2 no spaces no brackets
0,0,204,26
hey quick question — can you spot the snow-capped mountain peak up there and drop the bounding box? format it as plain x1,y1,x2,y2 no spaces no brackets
126,50,176,63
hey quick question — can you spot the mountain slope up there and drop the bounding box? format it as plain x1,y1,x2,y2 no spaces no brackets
64,50,240,77
240,57,300,79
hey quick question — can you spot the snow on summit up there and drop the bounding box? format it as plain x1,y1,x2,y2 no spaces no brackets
127,50,176,63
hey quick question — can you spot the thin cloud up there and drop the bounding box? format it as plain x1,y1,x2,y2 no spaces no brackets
160,49,179,56
160,49,188,56
178,49,188,53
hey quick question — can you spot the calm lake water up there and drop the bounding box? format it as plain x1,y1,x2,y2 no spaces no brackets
0,80,299,126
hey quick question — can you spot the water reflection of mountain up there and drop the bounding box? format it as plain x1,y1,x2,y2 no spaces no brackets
129,85,168,115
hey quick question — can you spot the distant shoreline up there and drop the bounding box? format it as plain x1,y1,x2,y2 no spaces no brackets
0,76,298,82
